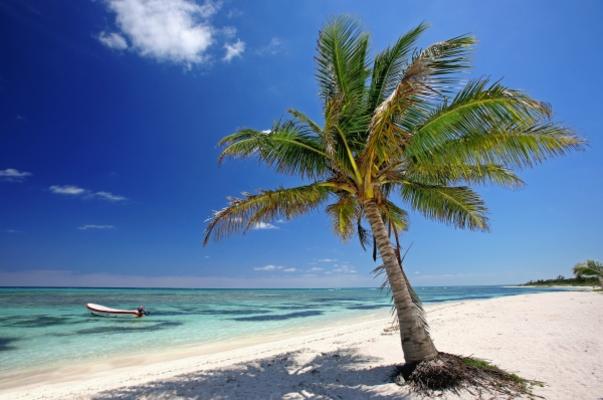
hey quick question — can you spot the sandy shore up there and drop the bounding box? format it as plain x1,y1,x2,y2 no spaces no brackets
1,291,601,399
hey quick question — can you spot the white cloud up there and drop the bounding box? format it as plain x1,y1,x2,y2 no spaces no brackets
256,37,284,56
78,224,115,230
49,185,127,202
308,261,358,276
223,39,245,62
252,221,278,230
220,26,237,39
3,229,21,234
49,185,87,195
94,191,127,202
0,168,32,182
332,264,358,274
100,0,219,66
254,264,297,273
98,31,128,49
254,264,281,271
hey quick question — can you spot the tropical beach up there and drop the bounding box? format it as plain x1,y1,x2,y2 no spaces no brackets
0,290,601,399
2,0,603,399
0,285,565,374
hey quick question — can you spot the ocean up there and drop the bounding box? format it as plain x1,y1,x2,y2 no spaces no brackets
0,286,563,376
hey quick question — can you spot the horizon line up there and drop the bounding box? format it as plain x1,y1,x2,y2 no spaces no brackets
0,284,520,290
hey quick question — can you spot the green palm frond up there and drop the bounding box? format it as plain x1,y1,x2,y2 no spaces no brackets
326,195,359,240
573,260,603,278
315,16,369,105
367,23,428,113
362,34,475,171
322,100,366,182
406,162,524,187
400,181,488,230
288,109,323,135
218,122,329,178
381,200,409,232
408,79,552,159
203,183,331,244
316,16,372,157
429,123,583,168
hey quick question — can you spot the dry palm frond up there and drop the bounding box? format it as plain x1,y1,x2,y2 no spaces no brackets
204,184,331,244
373,243,428,333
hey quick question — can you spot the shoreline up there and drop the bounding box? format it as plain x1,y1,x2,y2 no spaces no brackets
2,290,601,399
0,309,397,399
0,308,391,390
0,300,472,397
0,286,553,381
0,287,542,385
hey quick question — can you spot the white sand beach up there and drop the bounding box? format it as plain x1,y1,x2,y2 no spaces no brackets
1,291,601,400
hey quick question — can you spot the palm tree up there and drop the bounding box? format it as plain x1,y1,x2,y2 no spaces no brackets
573,260,603,287
204,17,582,366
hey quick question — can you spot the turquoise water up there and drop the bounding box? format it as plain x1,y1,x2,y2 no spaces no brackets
0,286,563,376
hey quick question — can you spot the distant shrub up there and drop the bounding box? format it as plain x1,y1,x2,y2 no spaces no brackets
523,276,598,286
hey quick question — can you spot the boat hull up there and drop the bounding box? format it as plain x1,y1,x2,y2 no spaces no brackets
86,303,143,317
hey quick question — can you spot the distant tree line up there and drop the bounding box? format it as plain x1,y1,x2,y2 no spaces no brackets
523,259,602,287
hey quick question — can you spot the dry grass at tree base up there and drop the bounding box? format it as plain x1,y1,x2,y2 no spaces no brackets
394,352,543,399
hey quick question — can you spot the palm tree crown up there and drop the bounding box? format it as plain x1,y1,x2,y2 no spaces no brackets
204,17,581,246
573,260,603,283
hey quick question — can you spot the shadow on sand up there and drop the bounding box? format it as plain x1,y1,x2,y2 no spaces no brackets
92,349,409,400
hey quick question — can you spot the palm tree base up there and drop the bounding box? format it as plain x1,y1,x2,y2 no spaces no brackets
393,352,542,398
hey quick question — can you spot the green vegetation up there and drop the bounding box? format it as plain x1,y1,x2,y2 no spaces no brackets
524,259,602,287
523,276,598,287
203,15,581,390
573,260,603,287
461,357,536,387
461,356,544,391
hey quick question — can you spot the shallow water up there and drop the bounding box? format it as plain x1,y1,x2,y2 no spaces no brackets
0,286,563,375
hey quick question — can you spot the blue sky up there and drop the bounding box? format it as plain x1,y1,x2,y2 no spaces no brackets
1,0,601,287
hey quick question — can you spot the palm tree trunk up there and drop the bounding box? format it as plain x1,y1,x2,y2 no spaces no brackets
364,199,438,364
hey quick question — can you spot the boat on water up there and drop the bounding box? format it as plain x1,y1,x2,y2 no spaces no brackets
86,303,148,318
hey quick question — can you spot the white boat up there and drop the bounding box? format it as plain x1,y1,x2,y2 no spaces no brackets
86,303,147,317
